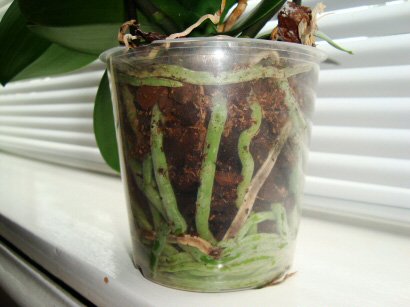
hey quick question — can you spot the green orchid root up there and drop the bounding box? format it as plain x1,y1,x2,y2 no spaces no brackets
130,158,166,221
118,74,183,87
127,161,152,232
224,121,292,240
151,104,187,234
195,92,228,244
150,223,169,274
235,97,262,209
315,31,353,55
155,225,290,291
142,155,166,218
129,198,153,232
277,79,307,132
122,85,139,135
122,63,313,86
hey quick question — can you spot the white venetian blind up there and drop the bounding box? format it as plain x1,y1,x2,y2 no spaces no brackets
0,59,112,174
304,0,410,225
0,1,409,224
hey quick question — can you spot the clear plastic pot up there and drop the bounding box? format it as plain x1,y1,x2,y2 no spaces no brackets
103,37,326,292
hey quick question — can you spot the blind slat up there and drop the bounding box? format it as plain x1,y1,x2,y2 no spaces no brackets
0,103,93,117
305,176,410,210
0,88,98,105
1,146,113,175
0,71,104,94
311,127,410,160
303,195,410,226
313,98,410,129
0,117,93,132
308,152,410,189
304,0,390,11
0,0,12,7
318,2,410,39
0,2,10,20
0,127,96,147
319,34,410,69
0,135,103,162
318,65,410,97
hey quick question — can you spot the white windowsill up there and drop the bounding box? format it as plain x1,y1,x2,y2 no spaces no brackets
0,152,409,307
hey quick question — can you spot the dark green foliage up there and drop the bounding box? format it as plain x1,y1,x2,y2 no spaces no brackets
13,44,95,81
93,72,120,172
17,0,125,26
28,23,120,55
0,2,50,85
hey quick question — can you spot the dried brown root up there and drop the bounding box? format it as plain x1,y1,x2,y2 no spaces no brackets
299,3,326,46
118,20,139,49
271,2,325,46
168,235,222,257
221,0,248,32
167,14,220,40
223,121,292,240
118,19,166,49
167,0,226,40
143,231,221,257
267,270,297,286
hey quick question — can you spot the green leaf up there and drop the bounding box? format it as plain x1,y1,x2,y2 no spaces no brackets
229,0,285,37
138,11,164,34
17,0,125,26
28,23,120,55
0,1,50,85
12,44,96,81
139,0,232,36
175,0,221,17
150,0,227,28
94,71,120,172
134,0,180,34
150,0,195,29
